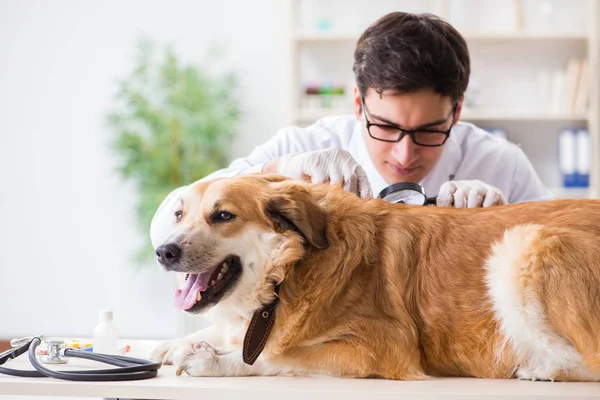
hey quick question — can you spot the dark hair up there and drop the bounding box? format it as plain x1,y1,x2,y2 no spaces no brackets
353,12,470,104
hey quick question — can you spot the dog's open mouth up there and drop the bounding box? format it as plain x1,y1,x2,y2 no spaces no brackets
174,255,241,313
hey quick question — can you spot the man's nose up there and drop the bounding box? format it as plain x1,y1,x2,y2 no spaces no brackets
155,243,182,268
392,135,419,165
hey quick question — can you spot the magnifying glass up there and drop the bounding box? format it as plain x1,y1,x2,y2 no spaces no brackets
377,182,437,206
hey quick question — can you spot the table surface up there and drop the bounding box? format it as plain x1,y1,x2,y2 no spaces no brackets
1,339,600,400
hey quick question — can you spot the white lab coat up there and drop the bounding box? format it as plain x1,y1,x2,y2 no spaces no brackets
201,115,552,204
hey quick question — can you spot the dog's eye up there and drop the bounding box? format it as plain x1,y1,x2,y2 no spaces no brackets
211,211,235,223
175,210,183,222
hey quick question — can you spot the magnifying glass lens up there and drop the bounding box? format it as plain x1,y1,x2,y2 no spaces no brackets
377,182,428,206
382,190,427,205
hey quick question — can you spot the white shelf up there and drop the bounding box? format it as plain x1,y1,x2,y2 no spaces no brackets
460,108,589,121
294,33,358,43
294,108,588,123
294,32,587,44
295,108,353,121
462,32,587,41
289,0,600,198
550,187,592,199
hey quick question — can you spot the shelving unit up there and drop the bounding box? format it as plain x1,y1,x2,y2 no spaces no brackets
287,0,600,199
294,31,589,43
295,107,590,123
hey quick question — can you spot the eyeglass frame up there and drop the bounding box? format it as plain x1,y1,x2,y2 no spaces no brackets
361,97,458,147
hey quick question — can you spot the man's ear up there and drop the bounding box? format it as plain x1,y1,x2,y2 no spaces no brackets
453,96,464,126
353,85,362,120
266,182,329,250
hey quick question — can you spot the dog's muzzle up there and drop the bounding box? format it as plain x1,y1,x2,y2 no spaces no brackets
155,243,182,269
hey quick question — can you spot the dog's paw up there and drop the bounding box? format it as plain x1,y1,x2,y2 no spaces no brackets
517,366,555,382
175,341,220,377
149,339,195,366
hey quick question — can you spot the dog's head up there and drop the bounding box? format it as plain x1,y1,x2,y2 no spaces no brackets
150,175,329,314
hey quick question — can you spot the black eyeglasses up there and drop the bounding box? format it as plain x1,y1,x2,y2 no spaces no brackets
361,98,457,147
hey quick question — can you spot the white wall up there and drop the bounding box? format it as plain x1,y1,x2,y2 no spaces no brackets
0,0,290,339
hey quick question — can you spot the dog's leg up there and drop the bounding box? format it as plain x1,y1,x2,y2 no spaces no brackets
275,340,427,380
175,342,289,377
176,339,425,379
149,324,225,366
486,224,600,382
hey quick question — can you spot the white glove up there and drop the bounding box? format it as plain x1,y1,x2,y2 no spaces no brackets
277,148,372,199
436,180,507,208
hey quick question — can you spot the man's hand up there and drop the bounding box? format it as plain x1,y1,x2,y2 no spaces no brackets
436,180,507,208
269,148,372,199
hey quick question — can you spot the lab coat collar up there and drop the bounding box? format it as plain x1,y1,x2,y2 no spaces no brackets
419,124,464,198
351,119,464,199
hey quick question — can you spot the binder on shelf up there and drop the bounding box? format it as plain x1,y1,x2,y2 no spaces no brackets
574,59,590,114
563,58,582,112
551,69,566,114
538,57,589,115
558,129,578,187
575,129,590,188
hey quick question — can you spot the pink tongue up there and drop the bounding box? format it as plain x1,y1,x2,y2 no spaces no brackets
174,272,211,310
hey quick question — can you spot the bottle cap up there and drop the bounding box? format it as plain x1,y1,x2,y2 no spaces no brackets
99,309,113,321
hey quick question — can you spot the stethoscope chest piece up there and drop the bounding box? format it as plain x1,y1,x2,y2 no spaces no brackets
40,339,67,364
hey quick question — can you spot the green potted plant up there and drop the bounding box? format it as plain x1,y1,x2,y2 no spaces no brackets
106,38,241,262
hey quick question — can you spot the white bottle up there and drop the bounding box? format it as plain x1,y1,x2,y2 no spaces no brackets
93,309,119,355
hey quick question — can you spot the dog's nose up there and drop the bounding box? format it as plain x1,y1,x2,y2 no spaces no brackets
156,243,182,268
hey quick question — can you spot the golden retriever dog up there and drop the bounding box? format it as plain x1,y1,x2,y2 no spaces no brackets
149,174,600,381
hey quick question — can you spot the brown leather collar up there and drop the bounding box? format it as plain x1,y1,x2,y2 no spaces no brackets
243,296,279,365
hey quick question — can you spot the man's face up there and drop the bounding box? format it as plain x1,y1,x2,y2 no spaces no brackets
353,87,462,185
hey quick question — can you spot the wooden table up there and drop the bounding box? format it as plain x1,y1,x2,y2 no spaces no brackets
1,339,600,399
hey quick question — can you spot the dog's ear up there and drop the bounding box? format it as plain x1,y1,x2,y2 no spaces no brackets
266,182,329,249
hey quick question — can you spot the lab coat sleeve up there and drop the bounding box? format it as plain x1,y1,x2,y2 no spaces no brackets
198,129,294,181
507,146,554,203
197,118,351,183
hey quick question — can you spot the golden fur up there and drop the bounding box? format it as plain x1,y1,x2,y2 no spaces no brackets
151,174,600,381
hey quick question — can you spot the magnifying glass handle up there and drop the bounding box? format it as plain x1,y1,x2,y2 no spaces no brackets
426,196,437,205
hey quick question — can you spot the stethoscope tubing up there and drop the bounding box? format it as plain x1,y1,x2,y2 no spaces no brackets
0,337,160,381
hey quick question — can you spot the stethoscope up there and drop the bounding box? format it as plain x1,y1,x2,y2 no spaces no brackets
377,182,437,205
0,335,160,381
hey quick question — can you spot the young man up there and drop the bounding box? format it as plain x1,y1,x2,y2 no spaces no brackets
152,12,551,243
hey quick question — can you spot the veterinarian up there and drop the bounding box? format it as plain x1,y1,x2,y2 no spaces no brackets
164,12,552,213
